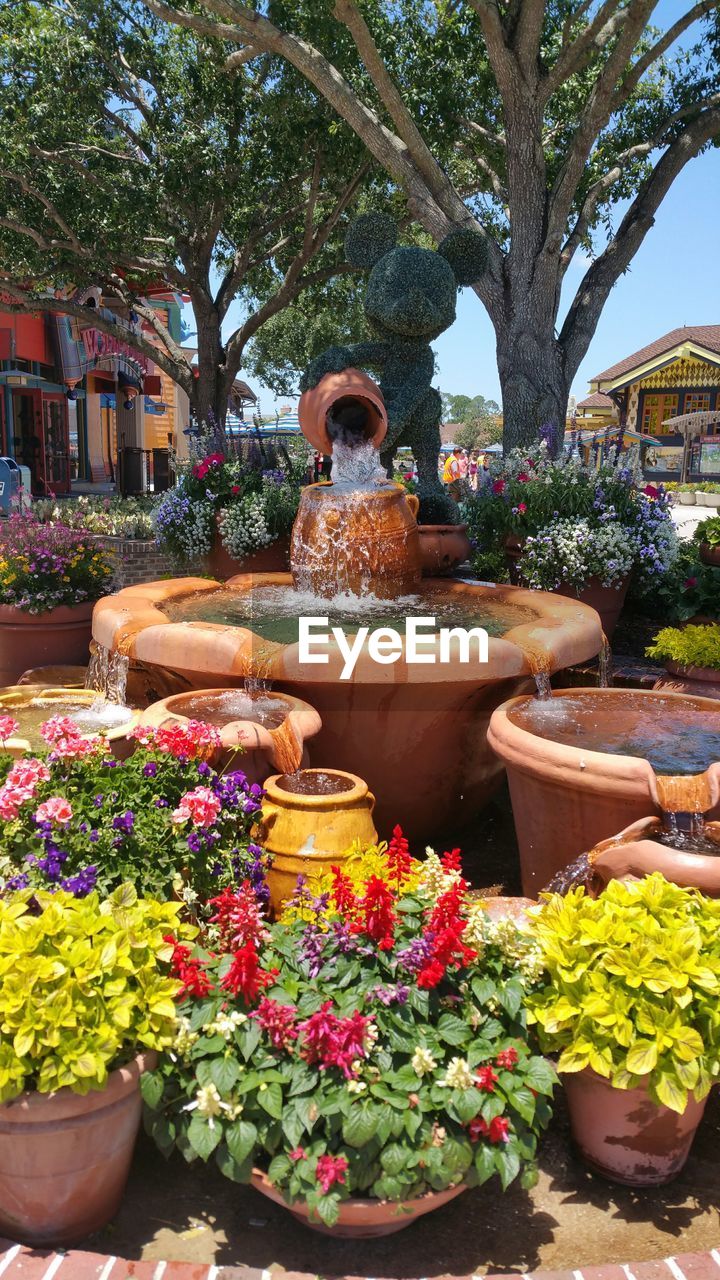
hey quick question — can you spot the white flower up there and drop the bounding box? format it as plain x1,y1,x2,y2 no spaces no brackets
206,1009,247,1039
347,1079,367,1095
440,1057,475,1090
183,1082,241,1128
412,1046,437,1077
172,1015,199,1059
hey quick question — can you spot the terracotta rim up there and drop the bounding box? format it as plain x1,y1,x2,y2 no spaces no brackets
665,660,720,681
263,768,369,809
250,1166,466,1229
0,1051,156,1124
158,687,322,739
0,602,94,625
0,684,137,750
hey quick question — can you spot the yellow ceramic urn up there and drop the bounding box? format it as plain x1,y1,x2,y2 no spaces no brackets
254,768,378,916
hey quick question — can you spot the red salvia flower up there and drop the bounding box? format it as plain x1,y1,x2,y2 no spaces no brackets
220,940,275,1004
386,824,413,886
330,865,357,915
353,875,396,950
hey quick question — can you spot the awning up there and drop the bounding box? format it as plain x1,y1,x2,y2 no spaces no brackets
662,410,720,434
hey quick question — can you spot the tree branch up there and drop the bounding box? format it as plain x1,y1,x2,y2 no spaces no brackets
0,170,85,253
613,0,720,111
545,0,626,99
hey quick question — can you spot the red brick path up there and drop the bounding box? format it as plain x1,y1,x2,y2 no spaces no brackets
2,1240,720,1280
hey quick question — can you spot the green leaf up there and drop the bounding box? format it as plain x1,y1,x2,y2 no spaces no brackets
187,1115,222,1160
625,1040,658,1077
495,1145,521,1189
380,1142,408,1176
268,1153,292,1184
140,1070,164,1110
508,1085,536,1124
257,1082,283,1119
342,1104,379,1148
295,1094,320,1133
453,1088,484,1124
524,1057,557,1095
497,980,523,1019
215,1145,252,1184
653,1072,688,1114
210,1057,241,1095
225,1119,257,1166
437,1012,470,1046
474,1144,496,1185
314,1193,340,1228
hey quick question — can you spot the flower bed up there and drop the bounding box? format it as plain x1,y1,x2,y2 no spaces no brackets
0,515,113,614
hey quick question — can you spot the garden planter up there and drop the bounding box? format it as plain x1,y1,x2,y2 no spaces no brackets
297,367,387,456
487,688,720,895
503,533,525,584
250,1167,466,1237
0,602,93,687
695,491,720,507
205,526,291,581
587,815,720,896
554,575,630,640
678,491,696,505
418,523,472,575
254,768,378,915
699,541,720,567
654,660,720,701
0,685,137,759
563,1067,706,1186
139,687,322,782
0,1051,155,1246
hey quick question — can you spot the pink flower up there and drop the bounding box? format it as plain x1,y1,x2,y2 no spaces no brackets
171,786,222,827
7,758,50,789
475,1065,498,1092
298,1002,374,1078
315,1154,348,1194
289,1147,306,1162
35,796,73,825
0,716,19,742
492,479,505,495
468,1114,510,1144
40,715,81,745
684,577,698,590
517,502,527,514
0,787,23,821
39,716,100,758
644,484,660,498
517,472,529,483
496,1047,519,1069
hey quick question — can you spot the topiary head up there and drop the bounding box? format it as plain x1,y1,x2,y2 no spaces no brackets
345,214,487,342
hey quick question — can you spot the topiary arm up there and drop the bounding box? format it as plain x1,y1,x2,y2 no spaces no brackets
300,342,388,392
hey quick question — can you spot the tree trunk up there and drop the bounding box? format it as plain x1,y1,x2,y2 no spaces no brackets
192,300,230,431
497,328,569,454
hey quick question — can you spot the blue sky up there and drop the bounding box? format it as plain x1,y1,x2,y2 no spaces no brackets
204,0,720,415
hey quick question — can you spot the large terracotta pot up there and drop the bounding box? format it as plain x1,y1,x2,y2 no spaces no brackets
487,689,720,896
139,687,322,782
0,1051,155,1246
699,542,720,567
297,368,387,456
0,685,137,759
254,768,378,916
0,602,93,686
418,524,472,576
206,526,291,581
291,482,421,599
250,1167,466,1237
587,815,720,896
654,660,720,701
563,1067,707,1186
554,575,630,640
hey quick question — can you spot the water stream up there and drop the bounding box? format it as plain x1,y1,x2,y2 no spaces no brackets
85,644,129,706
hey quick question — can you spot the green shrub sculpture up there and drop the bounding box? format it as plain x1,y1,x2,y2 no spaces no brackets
300,213,487,524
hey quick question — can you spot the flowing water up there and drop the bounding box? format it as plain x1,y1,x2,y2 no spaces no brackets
598,633,613,689
85,644,129,705
277,770,356,795
510,691,720,776
172,691,286,730
4,697,133,750
162,584,537,646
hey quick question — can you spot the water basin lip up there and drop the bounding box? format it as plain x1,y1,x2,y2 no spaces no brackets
264,768,369,808
0,685,138,751
492,688,720,791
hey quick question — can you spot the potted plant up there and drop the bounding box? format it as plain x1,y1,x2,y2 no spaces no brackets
0,714,267,906
144,837,555,1236
462,443,677,631
695,484,720,508
647,623,720,699
154,430,311,578
517,516,635,637
693,514,720,567
0,515,114,684
0,881,191,1245
526,874,720,1186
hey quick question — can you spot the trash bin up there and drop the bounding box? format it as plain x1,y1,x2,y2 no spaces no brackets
152,448,170,493
120,446,145,497
0,457,22,515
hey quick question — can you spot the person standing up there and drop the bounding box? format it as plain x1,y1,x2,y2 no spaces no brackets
442,446,464,501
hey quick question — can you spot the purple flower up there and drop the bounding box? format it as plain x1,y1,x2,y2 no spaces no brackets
397,934,434,974
61,866,98,896
112,811,135,833
301,924,327,979
143,762,158,778
93,794,104,807
186,832,203,854
372,983,410,1006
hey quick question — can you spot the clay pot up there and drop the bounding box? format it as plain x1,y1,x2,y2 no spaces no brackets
254,768,378,916
206,527,291,582
0,1051,155,1246
0,602,93,686
250,1167,466,1237
297,369,387,456
418,524,472,575
563,1067,707,1186
696,491,720,508
487,689,720,897
587,816,720,896
654,661,720,701
291,482,422,599
699,542,720,567
0,685,138,759
677,491,696,505
17,664,87,689
139,688,322,783
503,533,525,585
554,575,630,641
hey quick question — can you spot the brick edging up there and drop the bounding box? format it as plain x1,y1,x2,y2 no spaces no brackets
2,1239,720,1280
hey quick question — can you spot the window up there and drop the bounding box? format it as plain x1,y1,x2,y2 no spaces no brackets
642,393,678,435
684,392,711,414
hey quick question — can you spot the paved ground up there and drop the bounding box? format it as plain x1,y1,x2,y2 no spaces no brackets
671,503,714,541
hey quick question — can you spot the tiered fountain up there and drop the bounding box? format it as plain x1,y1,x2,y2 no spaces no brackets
93,372,602,839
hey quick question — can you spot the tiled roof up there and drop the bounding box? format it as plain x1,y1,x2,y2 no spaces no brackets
593,325,720,383
577,392,615,409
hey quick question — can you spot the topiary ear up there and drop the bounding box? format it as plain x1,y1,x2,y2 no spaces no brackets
345,212,397,269
437,229,488,285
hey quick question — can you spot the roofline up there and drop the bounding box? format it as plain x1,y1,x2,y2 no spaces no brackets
593,340,720,391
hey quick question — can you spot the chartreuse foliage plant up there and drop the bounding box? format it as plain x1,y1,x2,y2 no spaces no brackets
526,875,720,1114
143,838,555,1228
647,624,720,671
694,515,720,548
0,883,193,1101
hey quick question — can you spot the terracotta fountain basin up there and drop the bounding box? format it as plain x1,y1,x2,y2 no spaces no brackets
488,688,720,895
0,685,138,759
139,688,321,784
92,574,601,839
586,815,720,897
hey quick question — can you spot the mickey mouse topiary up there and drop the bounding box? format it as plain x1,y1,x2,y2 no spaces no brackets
300,213,488,524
